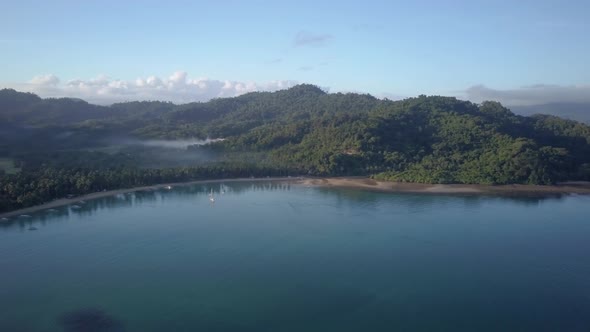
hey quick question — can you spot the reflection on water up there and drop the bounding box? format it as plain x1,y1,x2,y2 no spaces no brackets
1,181,294,231
316,186,570,217
0,181,576,232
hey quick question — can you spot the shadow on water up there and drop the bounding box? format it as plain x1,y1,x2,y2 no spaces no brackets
57,308,125,332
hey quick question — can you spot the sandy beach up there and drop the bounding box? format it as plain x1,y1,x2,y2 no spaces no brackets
293,177,590,195
2,176,590,219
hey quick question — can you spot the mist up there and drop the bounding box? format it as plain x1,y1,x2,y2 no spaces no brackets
84,136,229,168
97,136,225,150
134,138,225,149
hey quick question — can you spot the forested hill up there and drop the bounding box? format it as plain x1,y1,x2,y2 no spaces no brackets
1,85,590,192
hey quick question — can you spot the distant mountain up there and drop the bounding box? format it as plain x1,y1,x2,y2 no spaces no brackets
0,89,112,125
0,89,182,127
510,103,590,124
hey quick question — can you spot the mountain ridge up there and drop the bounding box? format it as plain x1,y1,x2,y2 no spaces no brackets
1,85,589,186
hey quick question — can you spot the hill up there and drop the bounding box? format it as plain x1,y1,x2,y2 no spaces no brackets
1,85,590,211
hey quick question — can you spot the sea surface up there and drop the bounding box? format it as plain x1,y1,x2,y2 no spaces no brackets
1,181,589,331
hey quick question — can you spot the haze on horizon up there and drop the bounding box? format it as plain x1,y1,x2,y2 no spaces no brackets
1,0,589,106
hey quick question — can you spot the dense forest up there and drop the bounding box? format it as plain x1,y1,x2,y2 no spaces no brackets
1,85,590,213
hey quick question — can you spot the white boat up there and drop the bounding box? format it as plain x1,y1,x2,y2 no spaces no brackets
209,189,215,203
164,185,172,190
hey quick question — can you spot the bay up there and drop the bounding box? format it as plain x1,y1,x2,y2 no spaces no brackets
1,181,589,331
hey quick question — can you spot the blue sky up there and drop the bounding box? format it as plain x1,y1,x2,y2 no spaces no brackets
1,0,589,104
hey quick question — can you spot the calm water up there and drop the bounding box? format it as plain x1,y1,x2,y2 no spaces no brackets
1,181,589,331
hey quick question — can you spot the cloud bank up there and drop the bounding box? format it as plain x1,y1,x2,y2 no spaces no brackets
465,84,590,106
7,73,588,107
8,72,299,104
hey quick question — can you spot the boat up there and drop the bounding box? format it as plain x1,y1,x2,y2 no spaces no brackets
164,185,173,190
209,189,215,203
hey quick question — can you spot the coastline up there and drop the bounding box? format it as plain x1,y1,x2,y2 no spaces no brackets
294,177,590,195
0,177,294,219
2,176,590,219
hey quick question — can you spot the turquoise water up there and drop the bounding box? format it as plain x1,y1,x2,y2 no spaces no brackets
1,181,590,331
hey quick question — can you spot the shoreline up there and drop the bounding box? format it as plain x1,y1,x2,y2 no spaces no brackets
2,177,590,219
0,177,294,219
295,177,590,196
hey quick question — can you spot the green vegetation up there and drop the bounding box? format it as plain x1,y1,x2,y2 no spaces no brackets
0,158,19,175
0,162,294,212
1,85,590,213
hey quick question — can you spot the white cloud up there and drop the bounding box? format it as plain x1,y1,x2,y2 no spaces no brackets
14,75,588,107
465,84,590,106
6,72,299,104
29,74,60,86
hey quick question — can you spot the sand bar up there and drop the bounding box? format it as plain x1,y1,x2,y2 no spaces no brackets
294,177,590,195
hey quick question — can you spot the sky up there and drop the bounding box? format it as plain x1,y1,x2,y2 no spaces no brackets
1,0,589,105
